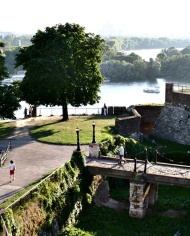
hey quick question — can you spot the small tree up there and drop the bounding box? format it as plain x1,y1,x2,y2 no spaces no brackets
15,23,105,121
0,82,22,119
0,42,9,81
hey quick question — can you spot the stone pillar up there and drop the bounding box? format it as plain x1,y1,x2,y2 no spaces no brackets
129,178,148,218
94,179,110,205
148,183,158,206
89,143,99,158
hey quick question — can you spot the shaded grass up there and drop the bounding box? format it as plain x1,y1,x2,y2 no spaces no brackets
0,121,15,139
143,135,190,153
73,184,190,236
30,115,118,145
75,204,190,236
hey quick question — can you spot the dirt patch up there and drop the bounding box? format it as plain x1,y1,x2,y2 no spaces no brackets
16,116,61,128
98,198,129,211
99,200,187,217
159,209,187,217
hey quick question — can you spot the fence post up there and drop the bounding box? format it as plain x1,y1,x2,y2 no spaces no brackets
155,151,158,163
144,159,147,173
134,158,137,173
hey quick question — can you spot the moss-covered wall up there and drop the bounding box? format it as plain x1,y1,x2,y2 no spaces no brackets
0,151,94,235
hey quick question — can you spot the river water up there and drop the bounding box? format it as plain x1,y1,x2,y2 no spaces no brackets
14,48,181,119
14,78,166,119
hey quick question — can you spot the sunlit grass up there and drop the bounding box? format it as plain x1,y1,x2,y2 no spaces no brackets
30,115,118,145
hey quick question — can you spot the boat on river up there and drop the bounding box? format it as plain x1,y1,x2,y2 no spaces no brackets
143,88,160,93
104,78,110,83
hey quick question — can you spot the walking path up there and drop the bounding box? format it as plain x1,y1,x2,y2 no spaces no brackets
0,116,88,204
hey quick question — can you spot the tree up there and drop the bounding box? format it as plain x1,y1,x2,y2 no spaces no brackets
0,42,9,81
0,82,22,119
15,23,104,121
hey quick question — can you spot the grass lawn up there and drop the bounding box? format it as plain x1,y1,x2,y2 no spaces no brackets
30,115,118,145
0,121,15,139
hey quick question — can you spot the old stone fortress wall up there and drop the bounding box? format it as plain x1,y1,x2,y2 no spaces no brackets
113,83,190,146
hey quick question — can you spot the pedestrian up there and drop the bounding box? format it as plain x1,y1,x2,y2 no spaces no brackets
9,160,16,182
103,103,107,116
118,143,125,164
24,107,27,118
29,106,33,117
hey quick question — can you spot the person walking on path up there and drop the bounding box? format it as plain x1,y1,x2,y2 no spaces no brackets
9,160,16,183
118,144,124,164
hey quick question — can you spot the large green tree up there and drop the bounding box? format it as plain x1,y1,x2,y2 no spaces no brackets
15,23,104,121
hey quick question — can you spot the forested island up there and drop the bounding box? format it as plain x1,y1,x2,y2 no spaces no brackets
1,34,190,82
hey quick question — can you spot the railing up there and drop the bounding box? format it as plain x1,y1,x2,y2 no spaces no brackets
105,146,190,175
173,83,190,93
0,142,11,168
37,107,103,117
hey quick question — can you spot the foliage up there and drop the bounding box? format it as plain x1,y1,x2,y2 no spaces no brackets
99,135,145,158
0,42,9,81
15,23,104,121
0,151,94,235
4,47,23,74
60,226,94,236
0,82,22,119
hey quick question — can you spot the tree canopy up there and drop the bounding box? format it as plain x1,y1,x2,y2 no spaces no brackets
15,23,104,120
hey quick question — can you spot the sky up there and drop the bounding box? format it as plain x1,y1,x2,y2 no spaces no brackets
1,0,190,38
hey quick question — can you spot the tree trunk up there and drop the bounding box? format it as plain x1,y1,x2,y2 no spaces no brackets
61,105,69,121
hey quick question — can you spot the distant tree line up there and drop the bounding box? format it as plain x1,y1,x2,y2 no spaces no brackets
103,36,190,52
1,34,190,82
101,40,190,82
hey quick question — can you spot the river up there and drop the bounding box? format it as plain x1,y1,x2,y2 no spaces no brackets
14,48,182,119
14,78,166,119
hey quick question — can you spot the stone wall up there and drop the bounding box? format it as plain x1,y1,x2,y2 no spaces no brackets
115,109,141,137
153,104,190,145
135,105,163,123
166,83,190,106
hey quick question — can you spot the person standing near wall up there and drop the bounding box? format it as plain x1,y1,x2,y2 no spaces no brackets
24,107,27,118
9,160,16,183
118,144,124,164
29,106,33,117
103,103,107,116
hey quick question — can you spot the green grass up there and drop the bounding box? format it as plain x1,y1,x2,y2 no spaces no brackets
143,135,190,153
30,115,118,145
72,184,190,236
0,121,15,138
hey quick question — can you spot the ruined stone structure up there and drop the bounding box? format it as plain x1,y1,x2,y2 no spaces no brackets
115,106,163,140
153,83,190,145
115,108,141,138
114,83,190,145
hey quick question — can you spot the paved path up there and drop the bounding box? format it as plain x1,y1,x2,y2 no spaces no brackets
0,116,88,204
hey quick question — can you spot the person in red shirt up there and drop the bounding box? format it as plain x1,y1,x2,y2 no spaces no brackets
9,160,16,183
